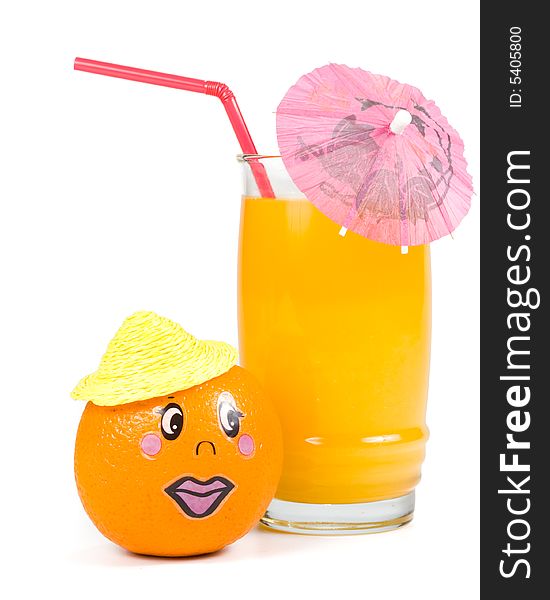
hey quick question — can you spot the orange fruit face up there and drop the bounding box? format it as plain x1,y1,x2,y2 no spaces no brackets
74,366,283,556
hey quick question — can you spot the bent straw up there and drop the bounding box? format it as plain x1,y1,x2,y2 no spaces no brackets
74,58,275,198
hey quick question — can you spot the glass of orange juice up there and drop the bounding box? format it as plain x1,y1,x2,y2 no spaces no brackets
238,155,431,534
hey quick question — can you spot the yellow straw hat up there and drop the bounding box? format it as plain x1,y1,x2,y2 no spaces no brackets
71,311,238,406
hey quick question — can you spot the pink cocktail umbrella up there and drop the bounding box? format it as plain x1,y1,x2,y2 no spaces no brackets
276,64,473,248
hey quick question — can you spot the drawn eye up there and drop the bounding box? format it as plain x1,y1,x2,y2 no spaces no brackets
160,403,184,440
217,392,243,439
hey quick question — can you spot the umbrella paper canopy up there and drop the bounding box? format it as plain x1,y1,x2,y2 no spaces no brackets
276,64,473,246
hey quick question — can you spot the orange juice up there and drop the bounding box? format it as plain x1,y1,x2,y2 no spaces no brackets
238,196,431,505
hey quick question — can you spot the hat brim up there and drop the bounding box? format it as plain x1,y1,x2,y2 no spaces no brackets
71,340,238,406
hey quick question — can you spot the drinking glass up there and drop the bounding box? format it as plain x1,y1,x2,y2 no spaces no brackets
238,155,431,533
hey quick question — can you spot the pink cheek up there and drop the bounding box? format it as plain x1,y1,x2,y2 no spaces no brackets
238,433,255,457
141,433,162,457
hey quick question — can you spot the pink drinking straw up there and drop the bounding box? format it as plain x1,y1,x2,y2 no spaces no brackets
74,58,275,198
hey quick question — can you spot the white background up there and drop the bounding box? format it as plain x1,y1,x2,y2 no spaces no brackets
1,1,479,598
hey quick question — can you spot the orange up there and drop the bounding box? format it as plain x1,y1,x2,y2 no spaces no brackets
74,366,283,556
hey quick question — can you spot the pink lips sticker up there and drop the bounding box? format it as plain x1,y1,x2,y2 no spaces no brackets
164,476,235,518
